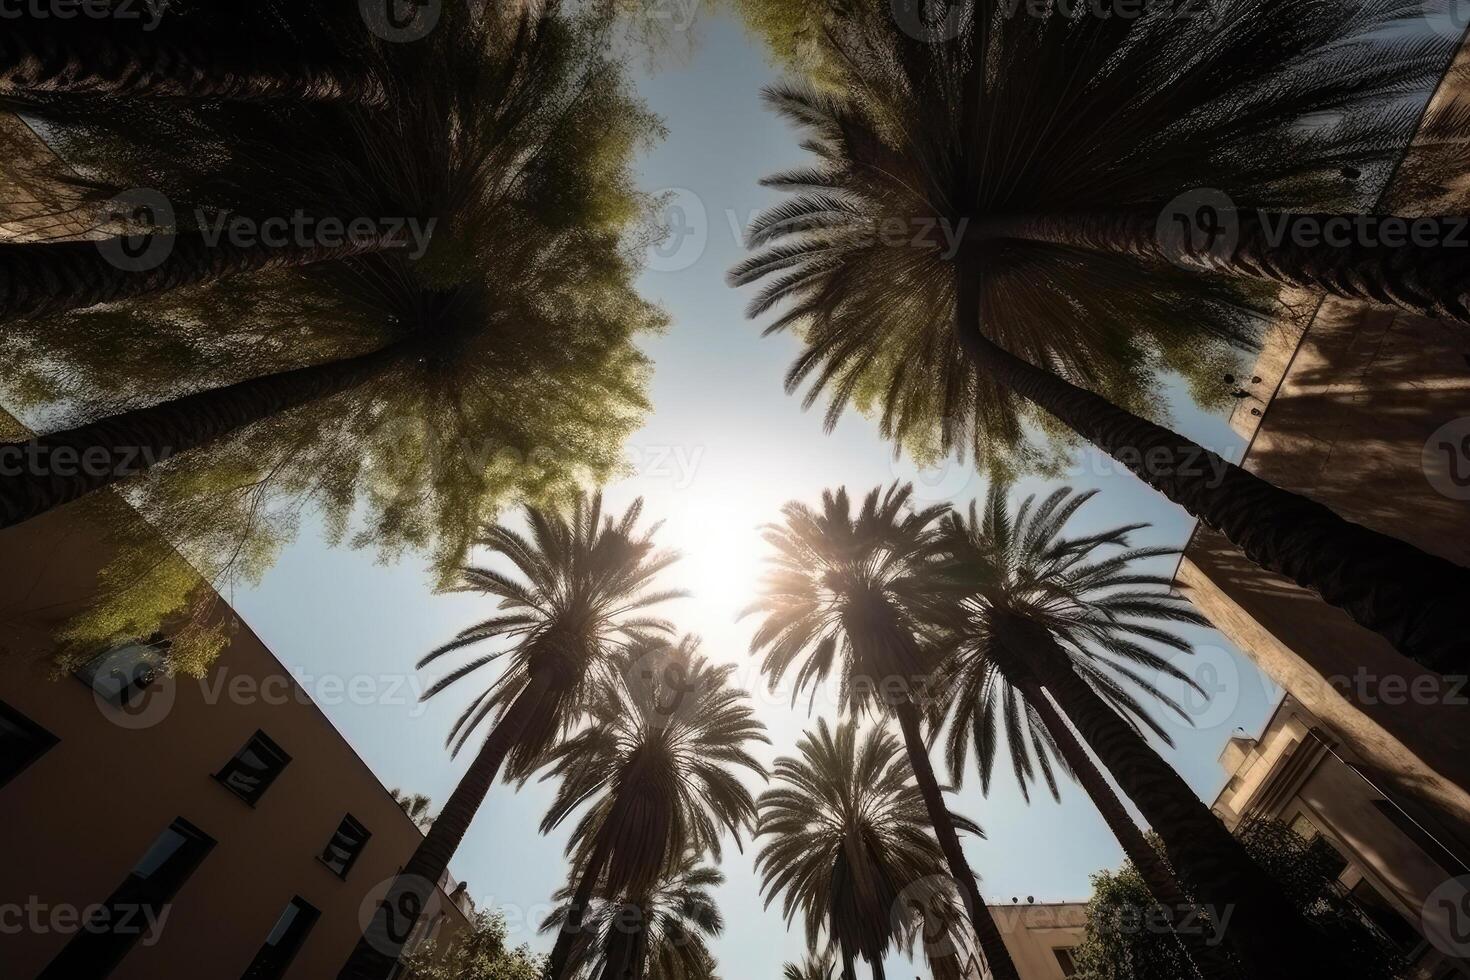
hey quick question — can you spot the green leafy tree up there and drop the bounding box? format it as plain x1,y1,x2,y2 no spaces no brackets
745,482,1016,979
1071,822,1403,980
399,909,544,980
541,849,725,980
535,639,767,980
340,495,684,980
732,0,1470,673
755,719,975,980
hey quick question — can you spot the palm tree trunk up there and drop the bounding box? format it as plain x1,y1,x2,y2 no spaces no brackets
0,338,412,529
0,228,400,324
0,19,387,103
893,701,1020,980
1013,675,1237,980
952,260,1470,674
548,824,622,980
978,209,1470,324
990,615,1327,979
338,673,553,980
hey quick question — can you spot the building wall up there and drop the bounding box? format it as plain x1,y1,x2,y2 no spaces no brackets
969,904,1087,980
0,503,471,979
1179,32,1470,844
1213,696,1470,980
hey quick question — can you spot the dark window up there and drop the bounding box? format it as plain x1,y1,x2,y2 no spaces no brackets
1053,947,1078,978
1348,878,1422,951
74,637,170,708
0,699,57,788
242,897,319,979
320,814,371,878
39,818,215,979
214,731,290,806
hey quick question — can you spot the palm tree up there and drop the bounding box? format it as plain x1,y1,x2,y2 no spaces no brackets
931,483,1344,978
0,5,388,103
930,484,1245,978
535,638,768,980
541,849,725,980
755,719,977,980
0,5,662,530
390,789,436,832
338,495,684,980
745,482,1017,980
731,1,1470,674
782,953,837,980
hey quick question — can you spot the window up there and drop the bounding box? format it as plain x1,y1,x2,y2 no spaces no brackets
242,897,319,979
39,818,215,979
214,731,290,806
1348,878,1422,951
0,699,57,788
1053,947,1078,978
320,814,371,878
74,637,170,708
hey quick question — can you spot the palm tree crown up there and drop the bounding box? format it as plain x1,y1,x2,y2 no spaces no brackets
745,482,945,714
930,483,1208,798
730,0,1448,472
755,719,976,976
537,638,769,898
419,494,683,774
542,849,725,980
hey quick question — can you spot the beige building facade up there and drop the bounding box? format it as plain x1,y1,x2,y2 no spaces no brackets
967,903,1087,980
1213,695,1470,979
0,503,472,979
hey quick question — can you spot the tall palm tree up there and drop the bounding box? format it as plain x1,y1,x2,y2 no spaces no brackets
930,484,1244,979
745,482,1016,980
755,719,977,980
390,789,437,832
338,495,684,980
932,484,1344,978
541,849,724,980
731,1,1470,674
0,4,388,103
535,639,768,980
0,5,662,529
782,953,837,980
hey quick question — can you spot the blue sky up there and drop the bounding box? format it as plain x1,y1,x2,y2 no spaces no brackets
230,10,1286,976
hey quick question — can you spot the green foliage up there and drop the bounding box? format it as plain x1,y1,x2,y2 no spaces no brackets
0,4,667,676
731,0,1451,475
1071,823,1404,980
398,910,543,980
390,789,437,831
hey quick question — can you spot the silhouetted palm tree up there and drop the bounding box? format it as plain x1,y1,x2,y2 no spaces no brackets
339,495,684,980
390,789,436,832
732,1,1470,674
782,952,837,980
933,483,1342,977
746,482,1015,980
542,849,725,980
755,719,975,980
0,4,388,102
537,639,767,980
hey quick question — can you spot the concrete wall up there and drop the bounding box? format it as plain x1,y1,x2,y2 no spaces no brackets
0,502,471,979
